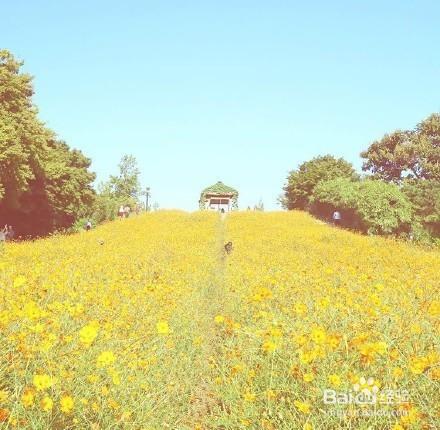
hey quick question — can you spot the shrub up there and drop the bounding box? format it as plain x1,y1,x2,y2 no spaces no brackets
311,178,413,235
402,180,440,238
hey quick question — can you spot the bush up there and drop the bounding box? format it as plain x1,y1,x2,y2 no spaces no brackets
402,180,440,238
311,178,413,235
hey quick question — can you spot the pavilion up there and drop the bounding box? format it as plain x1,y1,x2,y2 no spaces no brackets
199,181,238,212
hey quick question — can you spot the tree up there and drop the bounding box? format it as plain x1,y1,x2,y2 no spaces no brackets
109,154,141,201
402,179,440,238
0,50,95,236
361,113,440,182
91,155,142,223
282,155,359,210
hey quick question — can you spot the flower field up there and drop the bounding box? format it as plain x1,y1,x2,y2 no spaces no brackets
0,211,439,429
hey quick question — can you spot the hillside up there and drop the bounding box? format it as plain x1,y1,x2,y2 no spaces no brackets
0,211,439,429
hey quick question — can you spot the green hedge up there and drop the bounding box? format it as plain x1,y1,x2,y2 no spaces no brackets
310,178,413,235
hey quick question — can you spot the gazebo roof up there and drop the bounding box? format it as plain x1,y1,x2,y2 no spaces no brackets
201,181,238,196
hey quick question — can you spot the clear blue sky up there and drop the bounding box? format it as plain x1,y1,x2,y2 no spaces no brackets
2,1,439,210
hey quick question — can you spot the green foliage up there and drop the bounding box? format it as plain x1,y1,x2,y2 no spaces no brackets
402,179,440,237
91,155,142,223
0,50,95,236
282,155,359,210
361,113,440,182
109,154,141,200
311,178,413,235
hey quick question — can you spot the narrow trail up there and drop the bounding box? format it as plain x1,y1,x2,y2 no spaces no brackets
177,214,231,429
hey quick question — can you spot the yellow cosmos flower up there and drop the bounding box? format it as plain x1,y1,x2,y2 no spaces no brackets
409,356,429,375
328,374,341,387
21,389,35,408
294,400,311,414
156,320,170,335
243,392,256,402
79,322,99,345
97,351,116,367
303,373,314,382
214,315,225,324
262,340,277,353
41,396,53,412
310,327,326,344
33,374,55,391
60,395,74,414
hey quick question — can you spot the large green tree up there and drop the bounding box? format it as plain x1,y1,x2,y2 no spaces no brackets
282,155,359,210
0,50,95,236
361,113,440,182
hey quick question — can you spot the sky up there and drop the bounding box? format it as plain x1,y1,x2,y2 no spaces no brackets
2,0,439,210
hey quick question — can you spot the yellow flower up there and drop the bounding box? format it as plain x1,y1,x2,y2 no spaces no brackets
303,373,314,382
392,367,404,379
328,374,341,387
60,395,74,414
428,300,440,317
310,327,326,344
156,320,170,335
294,303,308,316
0,390,9,403
21,389,35,408
243,392,256,402
79,322,99,345
262,340,277,353
214,315,225,324
87,374,99,383
33,374,55,391
97,351,116,367
41,396,53,412
294,400,311,414
409,356,429,375
299,349,316,364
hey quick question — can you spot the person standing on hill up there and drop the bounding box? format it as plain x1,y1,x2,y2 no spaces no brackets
332,210,342,226
118,205,125,219
1,225,15,241
85,220,92,231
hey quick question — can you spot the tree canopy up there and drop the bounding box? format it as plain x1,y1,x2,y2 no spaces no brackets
361,113,440,182
282,155,359,210
0,50,95,236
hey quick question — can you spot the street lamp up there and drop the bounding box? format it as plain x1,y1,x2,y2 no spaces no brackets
145,187,151,211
